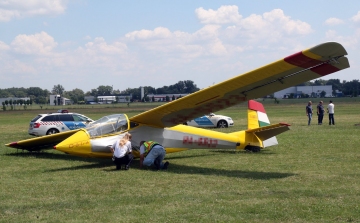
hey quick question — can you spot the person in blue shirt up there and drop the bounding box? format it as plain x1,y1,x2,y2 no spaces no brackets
317,101,325,125
306,101,313,125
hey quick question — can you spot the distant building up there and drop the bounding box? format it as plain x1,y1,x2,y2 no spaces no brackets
274,85,333,98
50,95,71,105
147,94,189,102
84,94,132,104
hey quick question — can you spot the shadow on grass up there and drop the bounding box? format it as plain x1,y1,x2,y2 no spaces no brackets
5,150,294,179
104,160,295,180
163,164,294,180
212,150,277,155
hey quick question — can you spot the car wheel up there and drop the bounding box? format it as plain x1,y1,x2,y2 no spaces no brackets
46,128,59,135
183,122,187,125
217,120,228,128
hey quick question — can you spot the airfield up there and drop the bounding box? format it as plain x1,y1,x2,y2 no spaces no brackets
1,98,359,222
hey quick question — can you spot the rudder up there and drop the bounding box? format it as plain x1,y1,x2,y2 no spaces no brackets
247,100,279,148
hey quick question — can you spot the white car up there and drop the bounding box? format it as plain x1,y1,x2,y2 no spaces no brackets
184,113,234,128
28,112,94,136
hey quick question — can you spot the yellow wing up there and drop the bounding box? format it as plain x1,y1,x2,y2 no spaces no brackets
5,129,81,151
130,42,349,128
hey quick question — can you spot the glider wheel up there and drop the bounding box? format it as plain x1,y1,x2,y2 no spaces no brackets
245,145,261,152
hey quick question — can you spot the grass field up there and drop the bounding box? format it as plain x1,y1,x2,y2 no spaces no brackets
1,98,360,222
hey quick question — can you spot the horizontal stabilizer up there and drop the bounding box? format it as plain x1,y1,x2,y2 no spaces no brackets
246,123,290,141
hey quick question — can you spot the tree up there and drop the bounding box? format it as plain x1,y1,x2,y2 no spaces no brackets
37,96,47,104
320,91,326,98
0,89,11,98
27,87,48,98
97,85,113,96
64,88,84,104
52,84,65,95
326,79,342,96
313,79,327,86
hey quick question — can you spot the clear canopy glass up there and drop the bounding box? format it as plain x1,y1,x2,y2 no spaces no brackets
85,114,129,138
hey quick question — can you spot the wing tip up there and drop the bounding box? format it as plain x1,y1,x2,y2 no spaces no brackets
6,142,18,147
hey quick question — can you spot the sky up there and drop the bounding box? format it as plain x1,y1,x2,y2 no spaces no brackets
1,0,359,93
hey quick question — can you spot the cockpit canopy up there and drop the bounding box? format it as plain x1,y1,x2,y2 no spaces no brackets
85,114,129,138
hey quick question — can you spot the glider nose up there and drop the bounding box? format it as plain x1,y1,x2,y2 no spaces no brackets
54,129,91,156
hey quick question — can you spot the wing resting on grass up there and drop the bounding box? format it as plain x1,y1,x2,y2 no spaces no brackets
5,129,81,151
129,42,349,128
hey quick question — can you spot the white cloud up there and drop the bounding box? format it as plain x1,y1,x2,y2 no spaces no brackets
325,30,358,48
351,11,360,24
325,18,344,26
0,41,10,51
125,27,173,40
195,5,242,24
195,7,312,36
262,9,312,35
83,37,127,55
11,31,58,55
0,0,67,21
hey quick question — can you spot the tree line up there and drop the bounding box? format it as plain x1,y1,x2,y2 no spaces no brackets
0,80,200,104
1,79,360,105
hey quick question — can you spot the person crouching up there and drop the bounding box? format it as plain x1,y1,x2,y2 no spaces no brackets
110,137,133,170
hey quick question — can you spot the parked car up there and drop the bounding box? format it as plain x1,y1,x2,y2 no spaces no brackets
28,112,94,136
183,113,234,128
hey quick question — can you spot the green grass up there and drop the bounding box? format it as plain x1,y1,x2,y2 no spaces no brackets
1,99,360,222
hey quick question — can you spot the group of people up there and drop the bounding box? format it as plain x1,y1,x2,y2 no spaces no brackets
110,133,169,171
306,100,335,125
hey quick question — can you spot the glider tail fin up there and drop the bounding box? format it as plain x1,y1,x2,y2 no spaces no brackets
246,100,290,148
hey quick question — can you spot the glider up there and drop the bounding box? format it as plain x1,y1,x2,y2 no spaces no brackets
5,42,350,158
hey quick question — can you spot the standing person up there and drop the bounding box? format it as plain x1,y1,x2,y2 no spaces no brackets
327,100,335,125
306,101,313,125
139,141,169,170
110,137,133,170
317,101,325,125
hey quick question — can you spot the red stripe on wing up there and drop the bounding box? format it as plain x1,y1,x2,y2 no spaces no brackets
284,51,340,76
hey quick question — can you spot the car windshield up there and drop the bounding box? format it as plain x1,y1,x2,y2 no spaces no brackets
85,114,129,138
73,114,91,122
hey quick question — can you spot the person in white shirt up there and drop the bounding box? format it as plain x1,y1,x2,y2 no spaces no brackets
327,100,335,125
110,135,133,170
124,133,132,153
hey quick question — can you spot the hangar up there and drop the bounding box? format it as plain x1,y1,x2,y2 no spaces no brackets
274,85,333,98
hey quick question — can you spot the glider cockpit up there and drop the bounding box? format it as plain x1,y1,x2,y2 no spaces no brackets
85,114,130,138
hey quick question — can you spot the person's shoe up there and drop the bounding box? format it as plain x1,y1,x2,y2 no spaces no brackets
125,165,129,170
154,159,161,170
162,161,169,170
